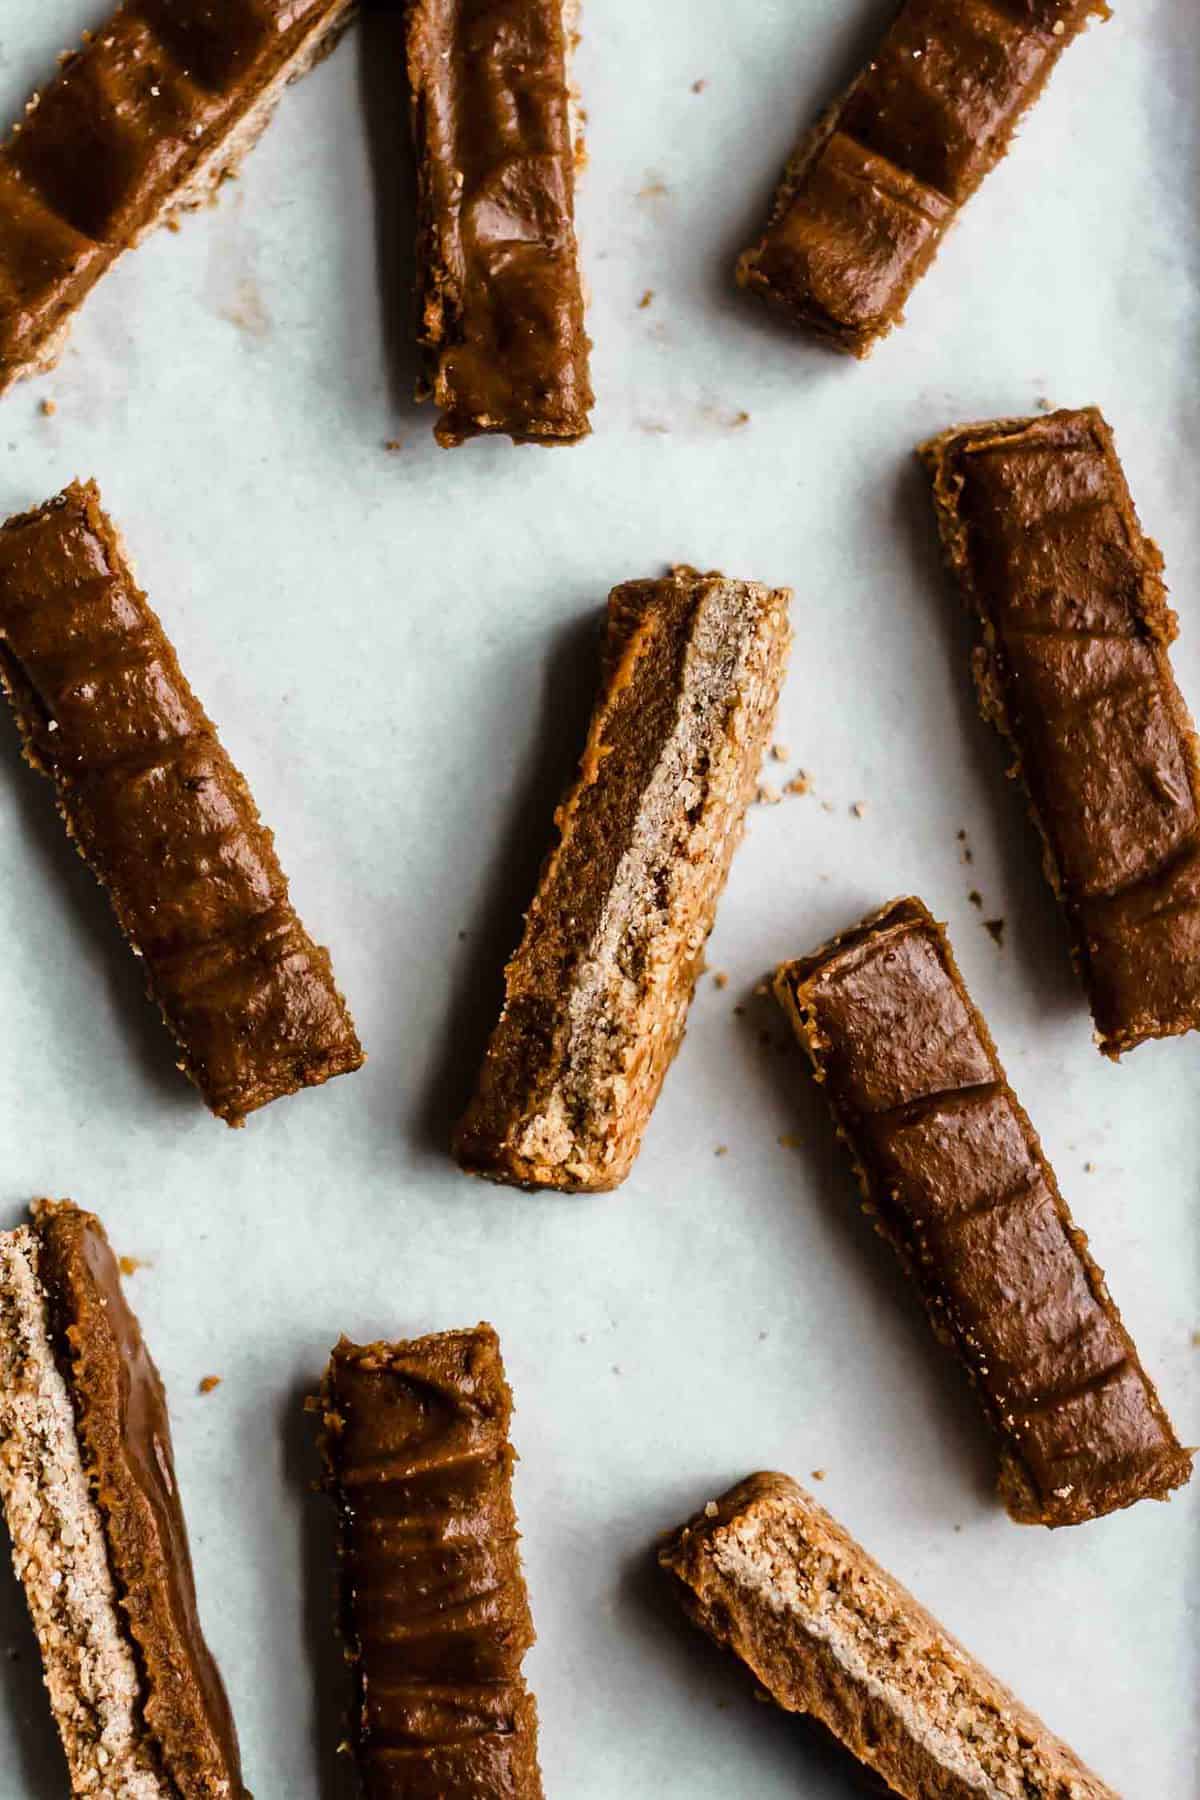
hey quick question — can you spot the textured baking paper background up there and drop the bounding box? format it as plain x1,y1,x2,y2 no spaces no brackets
0,2,1196,1795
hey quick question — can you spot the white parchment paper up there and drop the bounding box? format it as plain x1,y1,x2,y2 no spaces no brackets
0,2,1196,1795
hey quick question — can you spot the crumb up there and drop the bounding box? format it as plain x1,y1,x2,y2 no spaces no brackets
730,410,750,428
968,889,983,908
953,1524,962,1533
984,918,1005,947
691,78,708,93
1036,396,1052,412
777,1133,803,1150
39,398,56,417
384,438,403,452
712,972,728,989
637,419,670,435
638,177,670,200
198,1376,221,1395
785,772,810,796
733,1003,746,1017
714,1144,728,1157
704,1500,719,1518
810,1469,826,1481
756,782,781,805
1084,1161,1096,1173
851,801,866,818
758,1329,768,1341
753,1689,771,1705
165,216,181,234
771,743,790,763
821,800,834,813
611,1363,622,1376
577,1331,589,1343
638,288,654,309
118,1256,147,1277
753,981,769,998
1191,1330,1200,1347
957,828,974,864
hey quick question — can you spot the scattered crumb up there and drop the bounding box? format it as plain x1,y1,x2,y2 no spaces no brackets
691,78,708,93
637,419,670,435
821,800,834,814
638,288,654,309
457,929,467,941
851,801,866,818
771,743,790,762
611,1363,622,1376
785,771,810,796
957,828,974,864
753,981,769,998
1036,395,1052,412
730,410,750,428
1191,1330,1200,1348
758,1330,768,1341
968,889,983,908
756,782,781,806
953,1524,963,1533
118,1256,147,1277
384,438,403,452
714,1144,728,1157
733,1004,745,1017
704,1500,719,1518
810,1469,826,1482
984,918,1005,947
1084,1161,1096,1173
637,177,670,200
219,276,270,341
165,216,181,234
577,1331,589,1343
39,398,56,417
198,1376,221,1396
712,971,728,990
778,1133,803,1150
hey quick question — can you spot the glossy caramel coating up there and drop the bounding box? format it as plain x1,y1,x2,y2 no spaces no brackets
0,481,362,1123
32,1199,245,1797
775,899,1191,1526
661,1473,1119,1798
922,407,1200,1055
737,0,1102,355
320,1326,542,1800
406,0,592,445
0,0,355,390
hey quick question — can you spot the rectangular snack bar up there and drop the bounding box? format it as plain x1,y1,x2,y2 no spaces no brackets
455,569,792,1190
319,1324,543,1800
774,897,1192,1526
0,481,363,1124
0,1199,245,1798
660,1473,1118,1798
737,0,1102,356
0,0,355,392
922,406,1200,1056
405,0,593,445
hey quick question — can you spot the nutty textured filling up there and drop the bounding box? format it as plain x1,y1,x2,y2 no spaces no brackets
737,0,1101,354
776,899,1191,1525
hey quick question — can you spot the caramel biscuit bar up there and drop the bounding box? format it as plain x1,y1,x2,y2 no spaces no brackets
319,1324,543,1800
455,569,792,1190
737,0,1102,356
0,481,363,1124
774,898,1191,1526
406,0,593,446
922,407,1200,1056
0,1200,245,1798
0,0,355,392
661,1473,1119,1798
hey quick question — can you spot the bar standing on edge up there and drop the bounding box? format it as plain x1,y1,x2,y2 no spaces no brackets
405,0,593,446
0,1200,246,1799
660,1474,1119,1799
922,406,1200,1056
319,1324,543,1800
736,0,1104,356
455,568,792,1190
0,0,355,393
0,481,363,1125
774,897,1192,1527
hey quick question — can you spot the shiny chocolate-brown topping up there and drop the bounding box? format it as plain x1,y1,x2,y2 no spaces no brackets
0,480,363,1123
775,898,1192,1526
0,0,355,391
454,570,791,1191
737,0,1103,355
33,1198,245,1798
406,0,593,445
320,1325,543,1800
922,406,1200,1055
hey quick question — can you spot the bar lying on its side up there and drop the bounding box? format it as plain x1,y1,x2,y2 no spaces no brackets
319,1324,543,1800
0,481,363,1124
922,405,1200,1056
405,0,593,446
0,1200,245,1799
774,897,1192,1526
737,0,1103,356
455,568,791,1190
660,1473,1119,1799
0,0,355,391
